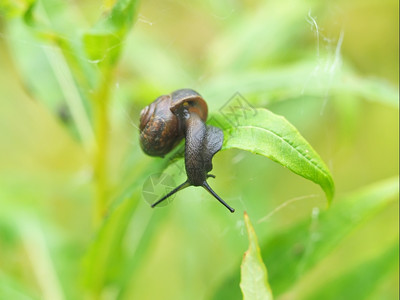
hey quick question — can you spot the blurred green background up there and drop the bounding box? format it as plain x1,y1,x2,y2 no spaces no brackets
0,0,398,299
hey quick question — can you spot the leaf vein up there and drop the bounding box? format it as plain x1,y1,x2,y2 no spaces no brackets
234,125,328,179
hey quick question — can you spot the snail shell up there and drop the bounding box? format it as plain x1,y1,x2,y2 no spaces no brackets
139,89,208,157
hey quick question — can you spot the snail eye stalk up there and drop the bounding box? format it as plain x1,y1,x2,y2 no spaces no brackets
151,181,190,208
202,181,235,213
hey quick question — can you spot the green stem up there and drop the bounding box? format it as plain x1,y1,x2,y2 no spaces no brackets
92,69,113,225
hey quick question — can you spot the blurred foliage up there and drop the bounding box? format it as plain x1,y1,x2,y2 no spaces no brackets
0,0,398,299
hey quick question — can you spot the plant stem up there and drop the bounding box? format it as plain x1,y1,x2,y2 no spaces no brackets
93,69,113,225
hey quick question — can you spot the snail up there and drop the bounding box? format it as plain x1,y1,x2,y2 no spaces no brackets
139,89,235,213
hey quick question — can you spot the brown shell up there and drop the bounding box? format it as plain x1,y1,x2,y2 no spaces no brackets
139,89,208,157
170,89,208,122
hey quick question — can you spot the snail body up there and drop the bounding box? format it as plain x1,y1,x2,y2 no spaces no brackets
139,89,234,212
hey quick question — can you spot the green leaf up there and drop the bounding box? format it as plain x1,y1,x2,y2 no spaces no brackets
0,0,35,19
82,186,140,292
240,212,273,300
303,242,399,300
202,62,399,110
83,0,139,68
337,73,399,108
210,108,334,204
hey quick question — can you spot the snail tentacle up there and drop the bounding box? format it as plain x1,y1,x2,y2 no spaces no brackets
151,181,190,208
202,181,235,213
